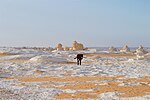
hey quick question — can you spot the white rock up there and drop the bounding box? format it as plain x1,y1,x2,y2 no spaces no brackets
120,45,130,53
109,46,117,53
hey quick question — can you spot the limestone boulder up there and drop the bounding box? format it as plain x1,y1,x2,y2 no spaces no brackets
120,45,130,53
72,41,84,50
109,46,117,53
135,45,148,56
56,43,63,51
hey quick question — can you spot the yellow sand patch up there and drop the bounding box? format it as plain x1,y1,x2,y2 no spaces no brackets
83,62,94,64
5,77,14,80
85,53,135,58
0,59,28,63
40,84,57,88
18,76,115,83
56,92,97,99
8,59,28,63
58,61,94,65
58,62,76,64
0,52,17,56
120,77,150,83
121,78,139,83
6,76,150,99
57,81,150,99
92,82,150,97
62,82,98,90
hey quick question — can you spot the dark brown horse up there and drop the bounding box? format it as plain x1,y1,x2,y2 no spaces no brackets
74,54,83,65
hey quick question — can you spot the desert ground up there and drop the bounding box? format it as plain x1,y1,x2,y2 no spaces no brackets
0,47,150,100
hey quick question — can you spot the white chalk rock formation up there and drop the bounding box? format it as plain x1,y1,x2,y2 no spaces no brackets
109,46,117,53
56,43,63,51
120,45,130,53
135,45,148,56
72,41,84,50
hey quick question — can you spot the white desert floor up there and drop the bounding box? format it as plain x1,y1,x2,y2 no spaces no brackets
0,47,150,100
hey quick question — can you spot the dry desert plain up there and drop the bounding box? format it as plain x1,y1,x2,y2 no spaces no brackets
0,47,150,100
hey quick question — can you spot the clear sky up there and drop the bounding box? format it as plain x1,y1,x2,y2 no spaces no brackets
0,0,150,47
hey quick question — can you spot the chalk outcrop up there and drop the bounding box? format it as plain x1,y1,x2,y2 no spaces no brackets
56,43,63,51
72,41,84,50
135,45,148,56
120,45,130,53
55,41,85,51
109,46,117,53
135,45,148,60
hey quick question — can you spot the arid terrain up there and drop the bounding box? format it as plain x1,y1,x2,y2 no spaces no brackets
0,47,150,100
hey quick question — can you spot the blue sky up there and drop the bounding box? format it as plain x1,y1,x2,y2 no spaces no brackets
0,0,150,47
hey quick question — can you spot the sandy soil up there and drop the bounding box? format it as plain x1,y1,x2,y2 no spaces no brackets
85,53,136,58
1,50,150,99
5,75,150,99
0,52,17,56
